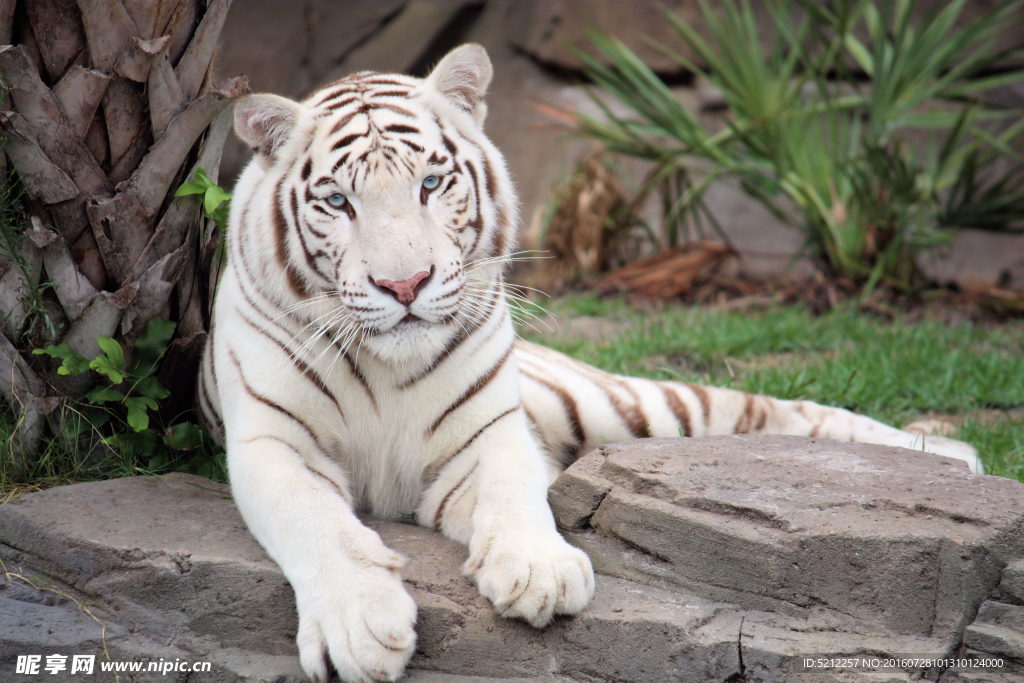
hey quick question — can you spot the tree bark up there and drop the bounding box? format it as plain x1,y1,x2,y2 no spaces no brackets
0,0,246,473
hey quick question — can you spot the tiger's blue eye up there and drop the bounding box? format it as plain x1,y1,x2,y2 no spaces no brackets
423,175,441,190
327,193,347,207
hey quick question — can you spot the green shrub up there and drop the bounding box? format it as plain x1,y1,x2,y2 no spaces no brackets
27,318,225,484
574,0,1024,292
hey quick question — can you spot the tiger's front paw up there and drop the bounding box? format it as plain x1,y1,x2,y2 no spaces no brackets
464,530,595,627
294,549,417,683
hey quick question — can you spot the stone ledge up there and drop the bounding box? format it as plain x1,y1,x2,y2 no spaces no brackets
1,435,1022,682
550,436,1024,644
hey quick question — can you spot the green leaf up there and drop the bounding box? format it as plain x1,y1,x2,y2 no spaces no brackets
58,408,106,438
49,343,78,358
844,35,874,76
174,182,207,197
204,184,232,216
134,375,171,400
96,336,124,369
131,317,177,376
941,68,1024,97
148,452,172,473
193,457,216,479
124,396,159,432
104,429,163,457
210,203,230,229
89,355,125,384
34,344,90,374
175,167,213,197
85,386,125,404
65,356,91,374
163,422,204,451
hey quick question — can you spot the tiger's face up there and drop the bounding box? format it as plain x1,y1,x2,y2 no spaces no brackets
294,98,474,355
232,45,515,363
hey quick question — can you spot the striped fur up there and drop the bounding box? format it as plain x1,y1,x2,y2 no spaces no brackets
200,44,980,683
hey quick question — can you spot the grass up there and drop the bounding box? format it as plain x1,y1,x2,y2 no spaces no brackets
519,294,1024,481
0,403,119,501
0,398,227,503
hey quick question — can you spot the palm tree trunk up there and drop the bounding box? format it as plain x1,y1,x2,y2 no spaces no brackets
0,0,246,473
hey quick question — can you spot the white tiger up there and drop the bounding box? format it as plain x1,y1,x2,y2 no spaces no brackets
200,44,981,683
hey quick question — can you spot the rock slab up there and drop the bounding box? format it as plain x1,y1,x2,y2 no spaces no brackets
2,435,1023,681
549,436,1024,643
0,474,741,683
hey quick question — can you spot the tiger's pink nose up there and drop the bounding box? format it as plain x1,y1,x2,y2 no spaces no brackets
371,269,432,306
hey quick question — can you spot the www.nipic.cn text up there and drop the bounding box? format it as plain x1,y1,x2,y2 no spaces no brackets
15,655,213,675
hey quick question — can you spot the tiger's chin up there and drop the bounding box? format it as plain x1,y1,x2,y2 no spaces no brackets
360,315,454,365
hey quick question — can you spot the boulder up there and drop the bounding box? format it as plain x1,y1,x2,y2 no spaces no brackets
2,435,1023,681
917,230,1024,294
550,436,1024,642
999,558,1024,603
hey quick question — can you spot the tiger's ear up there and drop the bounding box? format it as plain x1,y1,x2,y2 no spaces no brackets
426,43,493,125
234,94,305,159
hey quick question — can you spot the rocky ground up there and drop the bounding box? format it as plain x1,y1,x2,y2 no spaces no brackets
2,436,1024,682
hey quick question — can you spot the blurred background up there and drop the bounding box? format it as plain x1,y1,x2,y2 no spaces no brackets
215,0,1024,295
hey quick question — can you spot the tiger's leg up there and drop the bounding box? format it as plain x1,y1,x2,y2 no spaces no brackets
222,383,416,682
417,404,595,628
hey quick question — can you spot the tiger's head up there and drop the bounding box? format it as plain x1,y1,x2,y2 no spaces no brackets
231,45,517,364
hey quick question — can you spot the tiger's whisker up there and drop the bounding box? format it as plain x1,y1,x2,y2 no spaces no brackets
464,250,551,272
301,312,352,361
324,322,361,376
273,293,345,323
311,318,357,369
